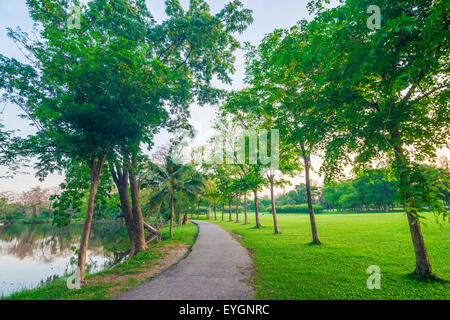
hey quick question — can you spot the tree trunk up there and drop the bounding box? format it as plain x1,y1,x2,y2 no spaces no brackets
405,205,432,278
128,159,148,253
112,166,136,256
197,202,200,219
214,201,217,220
391,134,432,279
253,189,261,228
180,190,184,224
235,194,240,223
244,193,248,224
78,156,105,281
143,221,161,236
301,149,321,244
170,194,174,238
269,176,281,234
228,199,232,221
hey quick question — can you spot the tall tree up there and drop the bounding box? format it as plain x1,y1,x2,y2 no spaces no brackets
0,192,14,223
0,0,138,279
306,0,449,279
0,0,253,278
146,156,202,238
204,177,220,221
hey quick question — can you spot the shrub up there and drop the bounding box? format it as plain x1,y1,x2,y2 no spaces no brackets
268,204,324,214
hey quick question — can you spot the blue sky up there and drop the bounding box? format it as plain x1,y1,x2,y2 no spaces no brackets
0,0,318,193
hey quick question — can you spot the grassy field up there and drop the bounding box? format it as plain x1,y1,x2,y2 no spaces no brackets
208,212,449,300
4,222,198,300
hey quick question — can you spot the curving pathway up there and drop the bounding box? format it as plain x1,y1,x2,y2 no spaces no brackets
115,220,255,300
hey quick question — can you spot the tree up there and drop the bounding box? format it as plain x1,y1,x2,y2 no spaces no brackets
20,187,50,216
238,27,332,243
208,114,269,228
223,51,321,237
306,0,449,279
320,170,398,213
245,166,266,228
110,161,137,256
229,178,243,223
0,192,14,223
0,0,153,280
204,177,220,221
277,184,320,206
354,170,398,212
105,0,254,253
0,121,17,178
146,156,202,238
212,165,233,222
0,0,253,280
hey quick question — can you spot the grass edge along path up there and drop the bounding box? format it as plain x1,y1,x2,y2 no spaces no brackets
4,222,198,300
206,212,449,300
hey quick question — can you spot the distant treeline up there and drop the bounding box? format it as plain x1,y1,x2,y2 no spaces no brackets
1,205,53,223
268,204,324,214
276,169,449,213
0,186,122,224
321,170,398,212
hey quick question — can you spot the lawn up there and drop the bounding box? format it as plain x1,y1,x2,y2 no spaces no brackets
208,212,449,300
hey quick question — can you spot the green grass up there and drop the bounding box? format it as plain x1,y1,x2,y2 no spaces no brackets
207,212,449,300
5,222,198,300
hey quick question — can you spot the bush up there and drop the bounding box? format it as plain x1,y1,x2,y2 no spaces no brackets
198,207,208,214
185,207,208,215
268,204,324,214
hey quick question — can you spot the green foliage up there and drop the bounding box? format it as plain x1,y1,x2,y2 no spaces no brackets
0,0,253,226
144,157,202,221
52,160,116,226
245,197,266,212
303,0,449,223
276,184,320,205
395,164,449,227
268,204,324,214
194,207,209,214
321,169,398,212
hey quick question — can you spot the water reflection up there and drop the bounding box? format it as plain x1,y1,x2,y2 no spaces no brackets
0,222,130,297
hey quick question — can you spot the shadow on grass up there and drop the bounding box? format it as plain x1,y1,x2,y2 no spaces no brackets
406,272,449,284
246,225,266,230
305,241,323,246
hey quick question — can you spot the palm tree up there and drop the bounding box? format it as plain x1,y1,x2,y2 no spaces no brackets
183,168,206,223
146,157,202,238
204,178,220,220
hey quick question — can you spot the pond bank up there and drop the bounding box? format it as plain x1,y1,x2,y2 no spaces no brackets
4,222,198,300
1,218,116,225
1,221,51,225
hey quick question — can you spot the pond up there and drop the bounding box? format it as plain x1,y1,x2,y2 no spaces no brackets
0,221,131,297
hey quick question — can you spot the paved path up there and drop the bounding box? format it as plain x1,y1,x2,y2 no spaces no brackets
115,220,255,300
